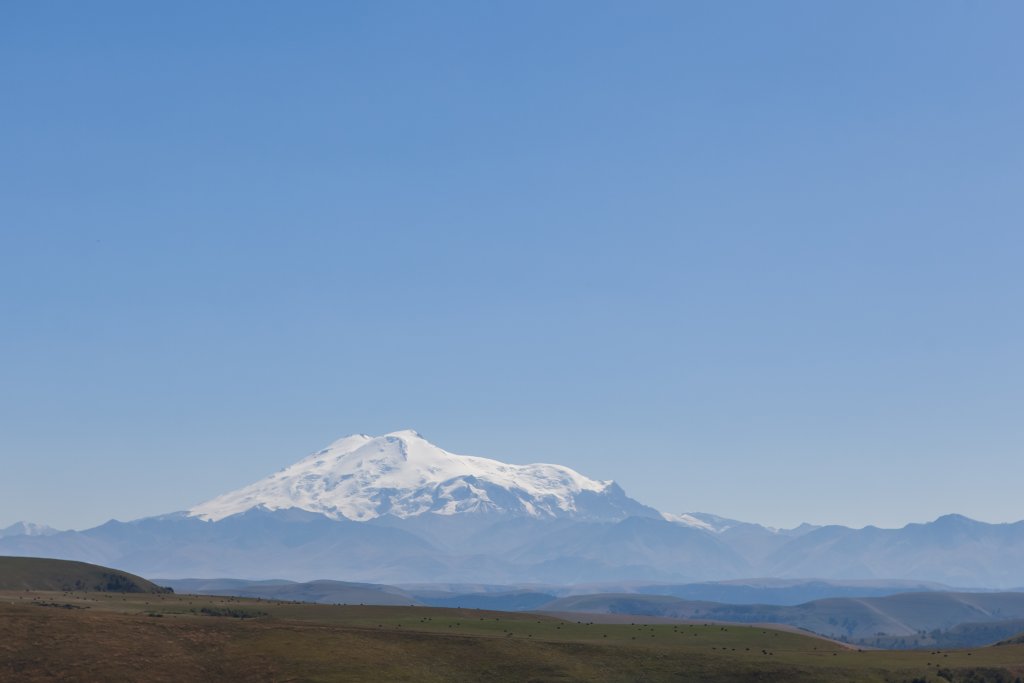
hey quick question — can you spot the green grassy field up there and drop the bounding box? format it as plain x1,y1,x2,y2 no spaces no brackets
2,589,1023,682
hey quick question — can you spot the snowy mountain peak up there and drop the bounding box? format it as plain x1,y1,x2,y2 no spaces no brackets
189,431,658,523
0,521,60,538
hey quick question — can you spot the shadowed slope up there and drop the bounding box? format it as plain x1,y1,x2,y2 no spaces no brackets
0,556,170,593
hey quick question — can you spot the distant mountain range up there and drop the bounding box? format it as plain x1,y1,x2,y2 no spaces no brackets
3,430,1024,587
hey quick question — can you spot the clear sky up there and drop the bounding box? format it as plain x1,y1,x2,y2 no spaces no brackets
2,1,1022,531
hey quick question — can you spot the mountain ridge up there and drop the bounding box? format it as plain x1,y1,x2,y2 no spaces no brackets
2,430,1023,587
0,521,60,539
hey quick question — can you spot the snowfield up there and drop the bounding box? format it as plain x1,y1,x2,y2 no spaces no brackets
188,430,623,522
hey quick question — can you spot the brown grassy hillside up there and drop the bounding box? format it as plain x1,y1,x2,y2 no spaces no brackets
2,589,1024,682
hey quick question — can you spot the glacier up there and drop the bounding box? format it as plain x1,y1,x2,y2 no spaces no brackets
188,429,657,523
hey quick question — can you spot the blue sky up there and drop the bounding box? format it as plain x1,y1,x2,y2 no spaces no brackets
2,1,1022,531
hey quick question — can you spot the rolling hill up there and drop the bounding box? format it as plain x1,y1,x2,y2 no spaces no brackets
3,587,1024,682
161,578,420,606
0,556,170,593
540,590,1024,648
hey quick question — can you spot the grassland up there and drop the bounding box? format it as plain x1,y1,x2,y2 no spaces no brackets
542,591,1024,649
0,556,170,593
2,589,1024,682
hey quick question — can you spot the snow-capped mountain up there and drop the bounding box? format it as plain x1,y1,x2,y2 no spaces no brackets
189,430,658,523
662,512,738,533
0,521,59,539
6,430,1024,587
663,511,821,536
